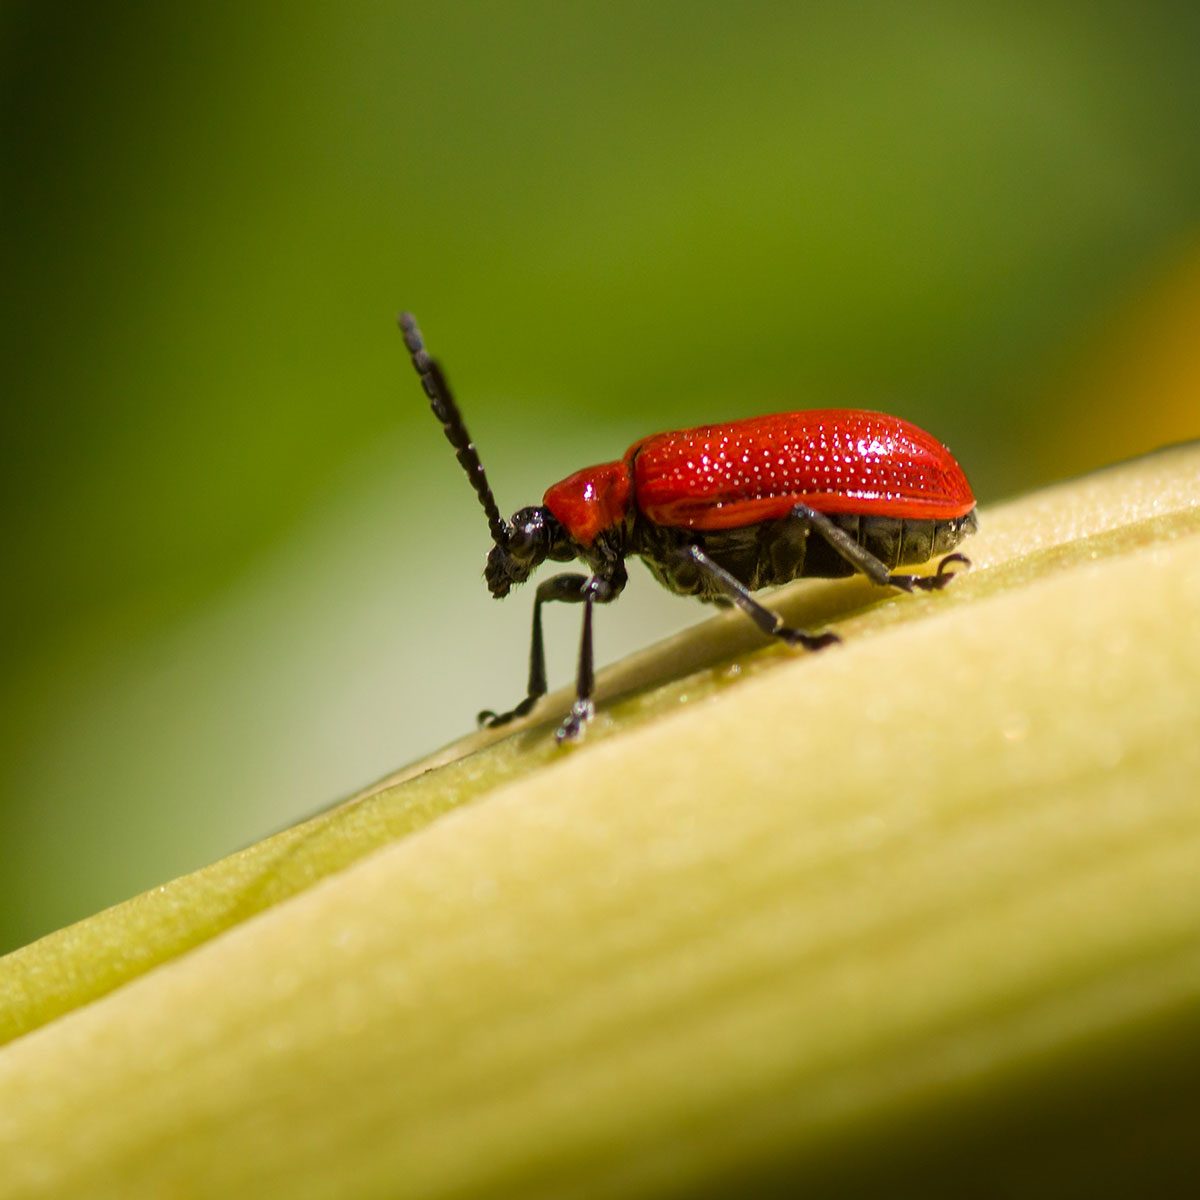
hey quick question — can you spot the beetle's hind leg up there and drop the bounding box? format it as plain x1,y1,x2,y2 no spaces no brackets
900,551,970,592
682,546,840,651
790,504,970,593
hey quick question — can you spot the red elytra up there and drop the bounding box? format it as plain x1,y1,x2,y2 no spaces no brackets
543,409,975,546
400,313,978,744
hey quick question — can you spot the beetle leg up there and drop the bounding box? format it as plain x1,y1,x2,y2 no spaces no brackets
556,574,626,742
683,546,840,651
480,573,619,741
789,504,970,593
479,572,590,729
555,591,597,743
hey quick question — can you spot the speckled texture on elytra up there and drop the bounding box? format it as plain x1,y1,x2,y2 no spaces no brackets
630,409,975,528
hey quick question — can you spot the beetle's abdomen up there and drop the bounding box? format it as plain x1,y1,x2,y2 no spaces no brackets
638,509,977,600
629,410,974,529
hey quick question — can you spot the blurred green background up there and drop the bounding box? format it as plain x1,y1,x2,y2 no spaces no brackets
3,1,1199,955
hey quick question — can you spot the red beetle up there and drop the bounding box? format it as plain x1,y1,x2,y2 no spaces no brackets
400,314,977,742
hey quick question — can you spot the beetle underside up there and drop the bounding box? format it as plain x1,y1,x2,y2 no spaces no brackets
636,509,979,602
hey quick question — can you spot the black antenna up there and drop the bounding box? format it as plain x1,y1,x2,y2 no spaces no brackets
398,313,508,547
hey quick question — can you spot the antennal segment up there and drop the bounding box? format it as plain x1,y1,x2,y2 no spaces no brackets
398,312,508,547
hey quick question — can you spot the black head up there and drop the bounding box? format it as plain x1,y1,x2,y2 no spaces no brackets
484,506,575,597
400,315,576,598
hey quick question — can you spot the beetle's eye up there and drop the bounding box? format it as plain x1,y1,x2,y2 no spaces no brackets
509,526,535,555
507,508,546,561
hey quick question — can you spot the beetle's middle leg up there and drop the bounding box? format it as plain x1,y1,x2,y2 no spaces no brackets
682,546,840,650
789,504,969,593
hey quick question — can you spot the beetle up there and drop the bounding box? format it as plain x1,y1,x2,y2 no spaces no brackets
399,313,977,743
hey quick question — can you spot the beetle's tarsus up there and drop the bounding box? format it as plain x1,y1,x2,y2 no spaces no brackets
478,695,538,729
937,551,971,576
556,699,595,743
888,552,972,594
778,628,841,652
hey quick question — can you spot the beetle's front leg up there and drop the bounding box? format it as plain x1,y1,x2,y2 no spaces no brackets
555,575,620,744
479,573,590,729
